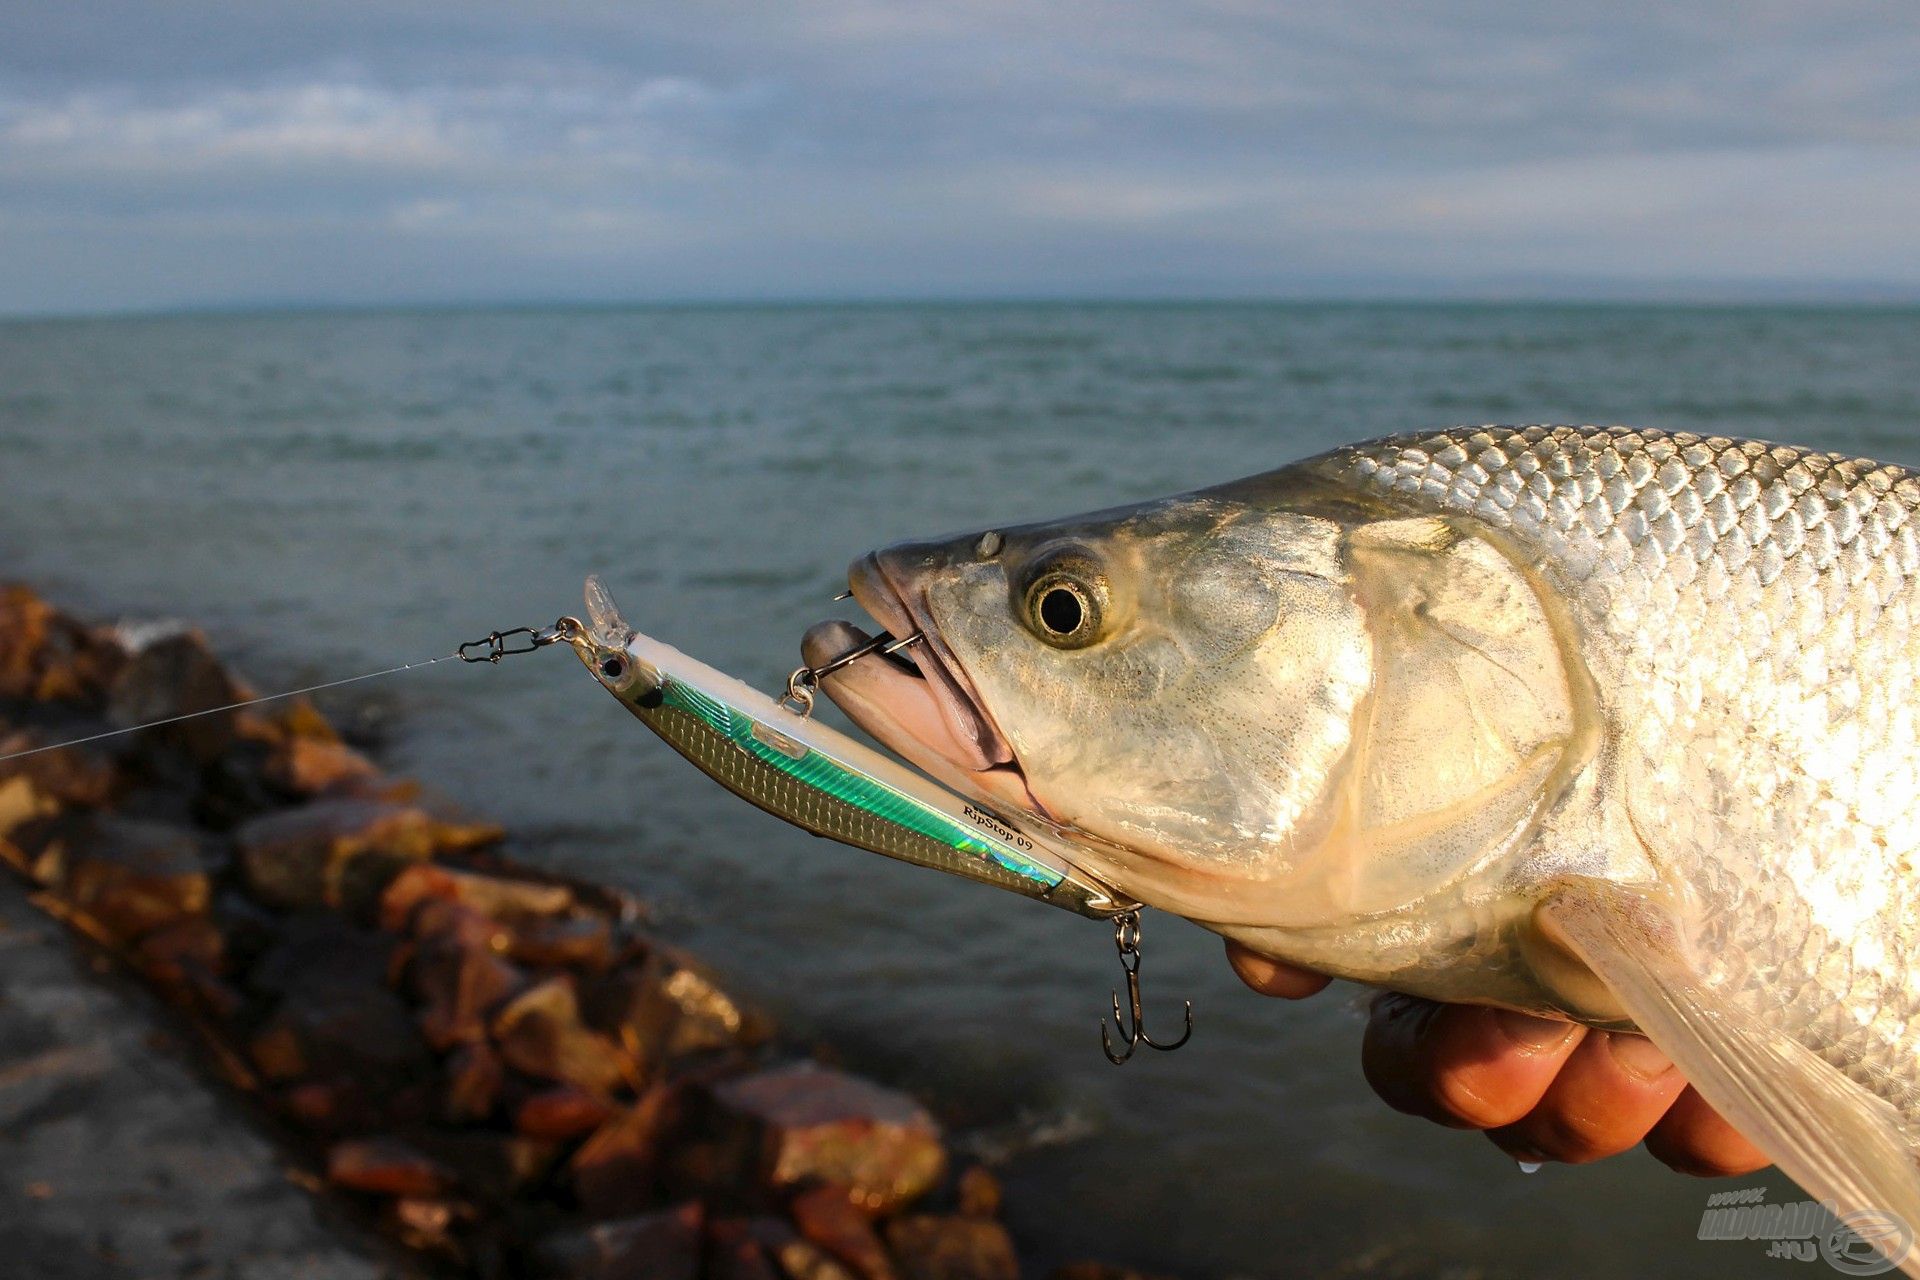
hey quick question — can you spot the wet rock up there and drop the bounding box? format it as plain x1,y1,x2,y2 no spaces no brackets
0,585,59,699
882,1217,1018,1280
0,770,57,850
405,905,526,1050
249,980,428,1085
516,1085,619,1142
265,735,380,797
708,1063,945,1213
133,916,225,990
790,1183,896,1280
0,738,118,838
444,1042,508,1124
706,1219,786,1280
281,1077,389,1134
535,1202,704,1280
490,977,634,1096
107,628,251,762
414,1131,560,1205
568,1083,693,1220
53,815,213,941
0,585,126,706
1047,1265,1177,1280
386,1196,476,1261
274,695,344,744
236,798,437,913
956,1166,1001,1219
508,914,614,971
777,1238,862,1280
327,1137,454,1198
381,863,574,933
581,947,768,1077
245,913,393,1000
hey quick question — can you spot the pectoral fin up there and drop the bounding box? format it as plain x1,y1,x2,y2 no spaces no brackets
1537,877,1920,1277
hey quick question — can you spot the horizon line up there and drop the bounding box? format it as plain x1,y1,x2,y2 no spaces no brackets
5,289,1920,324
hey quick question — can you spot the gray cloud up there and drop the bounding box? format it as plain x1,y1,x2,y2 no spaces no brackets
0,1,1915,312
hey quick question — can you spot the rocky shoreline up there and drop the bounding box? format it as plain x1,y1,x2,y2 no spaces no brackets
0,585,1155,1280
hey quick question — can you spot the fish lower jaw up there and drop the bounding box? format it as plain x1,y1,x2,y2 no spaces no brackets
801,618,1039,812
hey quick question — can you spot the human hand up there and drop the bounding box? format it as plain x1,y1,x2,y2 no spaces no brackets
1224,942,1769,1175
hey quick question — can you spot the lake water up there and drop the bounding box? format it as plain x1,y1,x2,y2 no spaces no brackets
2,302,1915,1277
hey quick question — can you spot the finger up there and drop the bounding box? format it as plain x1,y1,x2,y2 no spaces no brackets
1644,1086,1772,1177
1224,941,1332,999
1362,996,1585,1130
1486,1031,1686,1164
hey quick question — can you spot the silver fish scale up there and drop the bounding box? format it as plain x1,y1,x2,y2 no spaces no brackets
1328,425,1920,1129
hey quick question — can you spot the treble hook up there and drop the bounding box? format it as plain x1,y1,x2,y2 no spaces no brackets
1100,909,1193,1064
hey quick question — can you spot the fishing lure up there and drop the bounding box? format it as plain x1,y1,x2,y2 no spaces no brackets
563,576,1130,919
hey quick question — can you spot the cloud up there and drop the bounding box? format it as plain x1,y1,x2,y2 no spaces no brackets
0,2,1914,311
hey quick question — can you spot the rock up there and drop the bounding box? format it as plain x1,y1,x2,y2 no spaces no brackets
708,1063,945,1214
280,1078,389,1134
133,916,225,990
236,798,437,913
264,735,379,797
706,1219,786,1280
0,585,58,700
790,1184,896,1280
106,628,251,762
1047,1266,1177,1280
0,772,57,851
568,1083,693,1220
777,1238,862,1280
0,812,81,884
534,1202,704,1280
249,981,428,1084
444,1042,507,1124
516,1085,619,1142
882,1217,1018,1280
327,1137,454,1198
0,585,126,706
956,1166,1001,1219
274,695,344,744
581,947,768,1077
509,914,614,971
405,905,526,1050
386,1196,475,1260
53,815,213,941
380,863,575,933
490,977,634,1096
0,738,118,838
413,1131,560,1205
246,913,394,1001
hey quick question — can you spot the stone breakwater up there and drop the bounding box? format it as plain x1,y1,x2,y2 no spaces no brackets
0,585,1162,1280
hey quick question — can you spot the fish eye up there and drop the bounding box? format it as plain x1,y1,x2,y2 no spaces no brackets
1021,554,1108,649
1039,584,1084,635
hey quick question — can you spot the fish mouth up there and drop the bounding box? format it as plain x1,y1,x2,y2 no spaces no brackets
804,554,1036,810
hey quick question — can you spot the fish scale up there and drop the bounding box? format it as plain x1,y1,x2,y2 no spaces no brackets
1329,426,1920,1131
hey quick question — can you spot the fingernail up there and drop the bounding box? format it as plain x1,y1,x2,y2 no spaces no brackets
1608,1033,1674,1081
1494,1010,1578,1052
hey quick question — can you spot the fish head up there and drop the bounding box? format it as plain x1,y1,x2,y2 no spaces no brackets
809,481,1584,931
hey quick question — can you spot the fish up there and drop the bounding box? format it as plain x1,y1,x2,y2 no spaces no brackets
795,424,1920,1270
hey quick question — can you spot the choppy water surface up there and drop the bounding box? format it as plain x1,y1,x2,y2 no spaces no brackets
2,302,1916,1277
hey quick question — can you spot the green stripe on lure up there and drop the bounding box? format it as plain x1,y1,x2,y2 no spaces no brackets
565,575,1132,921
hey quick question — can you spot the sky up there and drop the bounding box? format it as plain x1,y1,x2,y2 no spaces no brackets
1,2,1916,314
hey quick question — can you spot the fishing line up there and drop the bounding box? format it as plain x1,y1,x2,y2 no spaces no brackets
0,651,461,766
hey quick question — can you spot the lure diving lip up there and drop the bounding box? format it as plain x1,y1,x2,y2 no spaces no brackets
566,575,1133,920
